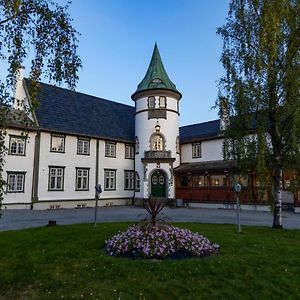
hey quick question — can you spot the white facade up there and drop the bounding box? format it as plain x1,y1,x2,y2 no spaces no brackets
134,93,180,201
2,129,36,209
180,138,223,163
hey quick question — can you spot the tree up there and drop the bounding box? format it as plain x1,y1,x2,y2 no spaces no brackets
217,0,300,228
0,0,81,210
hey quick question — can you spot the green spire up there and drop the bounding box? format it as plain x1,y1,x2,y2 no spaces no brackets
132,43,181,98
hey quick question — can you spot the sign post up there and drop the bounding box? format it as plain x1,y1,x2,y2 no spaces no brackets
94,184,102,227
234,183,242,233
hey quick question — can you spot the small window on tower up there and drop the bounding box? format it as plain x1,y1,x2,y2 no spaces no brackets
159,96,166,108
152,78,162,84
148,96,155,108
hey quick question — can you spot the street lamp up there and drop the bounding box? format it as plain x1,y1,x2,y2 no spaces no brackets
94,184,102,227
234,183,242,233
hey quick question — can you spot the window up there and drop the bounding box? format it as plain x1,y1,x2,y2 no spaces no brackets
48,167,65,191
151,134,164,151
51,134,65,153
125,144,134,159
124,170,134,190
76,168,89,190
192,142,201,158
9,136,26,155
77,138,90,155
159,96,166,108
104,169,116,190
193,176,207,187
105,141,116,157
135,136,139,154
7,172,25,192
135,172,140,191
148,96,155,108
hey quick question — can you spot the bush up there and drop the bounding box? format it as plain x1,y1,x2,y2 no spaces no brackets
105,224,220,259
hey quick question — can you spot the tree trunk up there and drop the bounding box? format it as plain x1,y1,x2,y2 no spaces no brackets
272,166,283,229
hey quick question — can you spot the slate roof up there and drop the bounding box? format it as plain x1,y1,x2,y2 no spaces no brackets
179,119,221,143
1,106,36,130
25,79,136,142
21,79,224,143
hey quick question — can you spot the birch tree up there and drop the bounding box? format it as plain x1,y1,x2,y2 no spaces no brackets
0,0,81,210
217,0,300,228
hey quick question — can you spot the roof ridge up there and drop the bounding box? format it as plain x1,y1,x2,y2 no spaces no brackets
24,78,135,110
180,118,220,129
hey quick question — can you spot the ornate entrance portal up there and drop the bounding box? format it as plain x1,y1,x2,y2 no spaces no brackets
151,170,166,198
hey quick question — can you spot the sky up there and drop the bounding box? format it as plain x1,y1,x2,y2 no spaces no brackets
30,1,231,126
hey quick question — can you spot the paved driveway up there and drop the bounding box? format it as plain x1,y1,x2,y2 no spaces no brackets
0,206,299,231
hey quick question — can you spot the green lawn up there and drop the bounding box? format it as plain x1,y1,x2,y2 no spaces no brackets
0,223,299,300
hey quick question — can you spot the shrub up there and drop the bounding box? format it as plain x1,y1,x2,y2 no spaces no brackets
105,224,219,259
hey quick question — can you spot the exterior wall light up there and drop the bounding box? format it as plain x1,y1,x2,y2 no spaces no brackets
155,123,161,132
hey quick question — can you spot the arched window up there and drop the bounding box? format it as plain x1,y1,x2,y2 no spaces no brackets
148,96,155,108
159,96,166,108
151,134,164,151
135,136,139,154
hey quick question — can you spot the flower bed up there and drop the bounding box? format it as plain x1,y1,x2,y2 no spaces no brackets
105,224,220,259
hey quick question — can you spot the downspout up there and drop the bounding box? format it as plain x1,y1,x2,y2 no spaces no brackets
31,130,41,208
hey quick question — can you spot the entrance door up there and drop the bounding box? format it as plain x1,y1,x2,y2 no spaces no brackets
151,170,166,197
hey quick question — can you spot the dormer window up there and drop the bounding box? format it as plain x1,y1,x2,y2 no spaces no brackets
152,78,162,84
159,96,166,108
148,96,155,108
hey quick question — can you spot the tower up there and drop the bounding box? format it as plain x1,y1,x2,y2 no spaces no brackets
132,44,182,203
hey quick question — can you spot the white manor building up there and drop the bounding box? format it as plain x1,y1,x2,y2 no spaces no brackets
2,45,299,212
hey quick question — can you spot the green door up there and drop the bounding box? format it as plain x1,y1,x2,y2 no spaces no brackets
151,170,166,197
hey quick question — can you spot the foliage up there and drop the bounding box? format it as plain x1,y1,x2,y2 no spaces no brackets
0,223,300,299
217,0,300,228
105,224,220,259
0,0,81,210
143,197,166,227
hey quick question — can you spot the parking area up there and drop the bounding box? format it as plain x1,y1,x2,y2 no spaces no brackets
0,206,299,231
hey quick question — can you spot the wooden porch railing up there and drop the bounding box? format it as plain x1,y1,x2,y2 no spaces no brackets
175,187,266,204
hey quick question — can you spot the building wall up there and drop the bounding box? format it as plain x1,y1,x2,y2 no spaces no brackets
98,140,135,200
36,133,135,207
134,94,180,199
3,128,36,207
180,138,223,163
37,132,97,201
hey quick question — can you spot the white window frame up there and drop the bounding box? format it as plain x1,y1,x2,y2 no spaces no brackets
50,134,65,153
148,96,155,108
151,134,164,151
9,135,26,156
125,144,134,159
159,96,167,108
124,170,134,190
48,166,65,191
76,168,89,191
105,141,116,157
7,172,25,193
192,142,202,158
104,169,116,190
77,138,90,155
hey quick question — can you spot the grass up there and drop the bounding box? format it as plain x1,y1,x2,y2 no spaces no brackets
0,223,299,300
